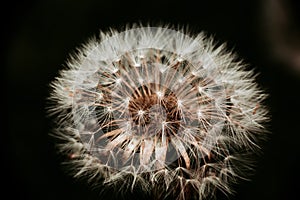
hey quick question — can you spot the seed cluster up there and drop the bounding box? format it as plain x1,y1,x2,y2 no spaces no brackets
49,26,268,200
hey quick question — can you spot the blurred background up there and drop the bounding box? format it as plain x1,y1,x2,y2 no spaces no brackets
2,0,300,199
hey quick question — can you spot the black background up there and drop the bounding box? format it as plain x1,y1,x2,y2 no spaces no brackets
2,0,300,199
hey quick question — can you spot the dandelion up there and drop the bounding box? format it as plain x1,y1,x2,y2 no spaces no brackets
48,25,269,199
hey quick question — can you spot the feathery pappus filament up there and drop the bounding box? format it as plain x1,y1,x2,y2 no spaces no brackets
48,25,269,200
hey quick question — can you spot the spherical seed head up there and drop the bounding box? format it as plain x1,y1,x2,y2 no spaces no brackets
49,25,269,200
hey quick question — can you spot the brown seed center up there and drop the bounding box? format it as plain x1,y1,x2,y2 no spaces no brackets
128,83,181,136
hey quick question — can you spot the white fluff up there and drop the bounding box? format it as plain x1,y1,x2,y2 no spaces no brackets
48,25,269,200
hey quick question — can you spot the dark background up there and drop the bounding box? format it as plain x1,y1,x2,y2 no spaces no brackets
2,0,300,199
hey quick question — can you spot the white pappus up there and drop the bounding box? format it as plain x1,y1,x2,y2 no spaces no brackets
48,25,269,200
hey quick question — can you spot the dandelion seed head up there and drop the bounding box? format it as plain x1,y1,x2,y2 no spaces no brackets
49,25,269,200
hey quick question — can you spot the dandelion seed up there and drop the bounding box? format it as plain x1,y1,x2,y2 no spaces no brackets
177,100,183,107
48,25,269,200
115,78,122,85
138,110,145,116
156,91,163,98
